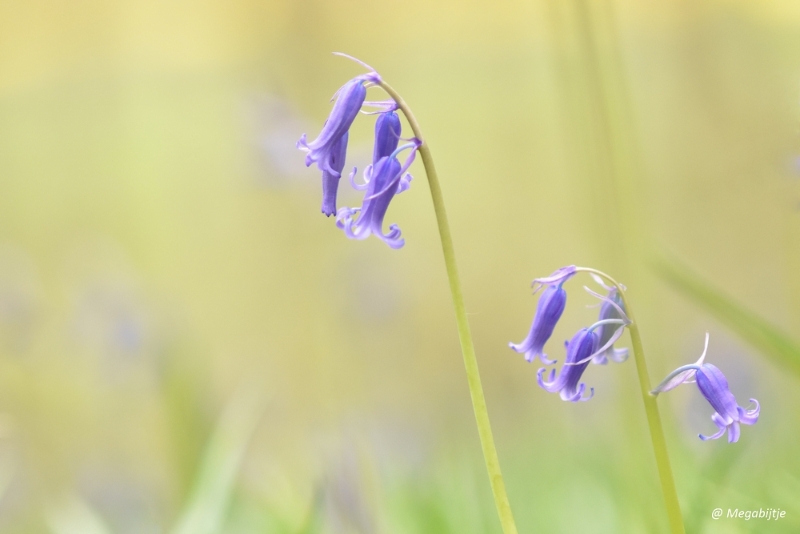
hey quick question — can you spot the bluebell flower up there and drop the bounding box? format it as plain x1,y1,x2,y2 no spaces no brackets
652,334,760,443
588,278,629,365
351,110,403,193
336,140,419,249
509,285,568,364
372,110,402,163
508,266,582,364
320,132,348,216
537,327,598,402
297,69,380,216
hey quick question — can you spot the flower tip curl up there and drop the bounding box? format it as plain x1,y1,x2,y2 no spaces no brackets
331,52,381,84
531,265,578,293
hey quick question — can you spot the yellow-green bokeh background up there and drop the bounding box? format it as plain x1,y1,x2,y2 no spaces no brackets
0,0,799,532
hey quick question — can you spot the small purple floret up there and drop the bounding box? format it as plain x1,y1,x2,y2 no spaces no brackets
320,131,349,216
509,285,567,364
592,287,629,365
651,335,759,443
298,72,380,215
336,140,418,249
537,328,597,402
297,79,368,174
373,111,402,163
695,364,759,443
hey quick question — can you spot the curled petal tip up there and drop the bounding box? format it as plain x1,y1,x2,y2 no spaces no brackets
532,265,578,291
296,134,309,151
611,348,629,363
540,354,557,365
332,52,378,73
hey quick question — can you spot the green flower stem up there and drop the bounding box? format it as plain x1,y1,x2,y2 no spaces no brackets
379,80,518,534
581,268,685,534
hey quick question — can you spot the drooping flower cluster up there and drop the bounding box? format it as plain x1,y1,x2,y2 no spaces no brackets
509,266,631,402
652,334,760,443
297,55,420,248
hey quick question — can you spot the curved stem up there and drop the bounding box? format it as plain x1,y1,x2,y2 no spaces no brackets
579,267,685,534
379,81,519,534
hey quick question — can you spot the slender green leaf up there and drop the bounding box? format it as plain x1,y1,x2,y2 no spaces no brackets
653,256,800,377
170,386,266,534
46,496,113,534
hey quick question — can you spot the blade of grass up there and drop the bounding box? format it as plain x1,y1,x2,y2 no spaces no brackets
46,496,113,534
170,386,266,534
653,256,800,377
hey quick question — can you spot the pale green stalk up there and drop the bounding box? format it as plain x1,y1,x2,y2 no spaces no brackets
378,80,518,534
581,267,685,534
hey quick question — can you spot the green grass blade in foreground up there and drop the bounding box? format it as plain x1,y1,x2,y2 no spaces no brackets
171,387,266,534
654,257,800,377
46,495,113,534
292,488,323,534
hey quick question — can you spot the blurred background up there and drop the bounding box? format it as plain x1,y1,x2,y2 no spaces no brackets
1,0,800,532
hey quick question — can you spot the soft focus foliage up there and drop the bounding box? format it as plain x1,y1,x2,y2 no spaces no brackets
1,0,800,532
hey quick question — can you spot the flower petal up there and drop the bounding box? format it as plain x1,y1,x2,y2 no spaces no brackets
531,266,577,292
738,399,759,425
727,421,741,443
696,364,739,423
609,348,629,363
508,285,567,364
537,367,561,392
699,412,728,441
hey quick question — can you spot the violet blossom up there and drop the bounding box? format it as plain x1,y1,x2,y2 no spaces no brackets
351,110,403,192
651,334,760,443
372,110,401,163
509,285,568,365
537,327,598,402
297,70,380,216
319,132,349,216
336,140,419,249
588,276,629,365
535,312,630,402
508,266,577,364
